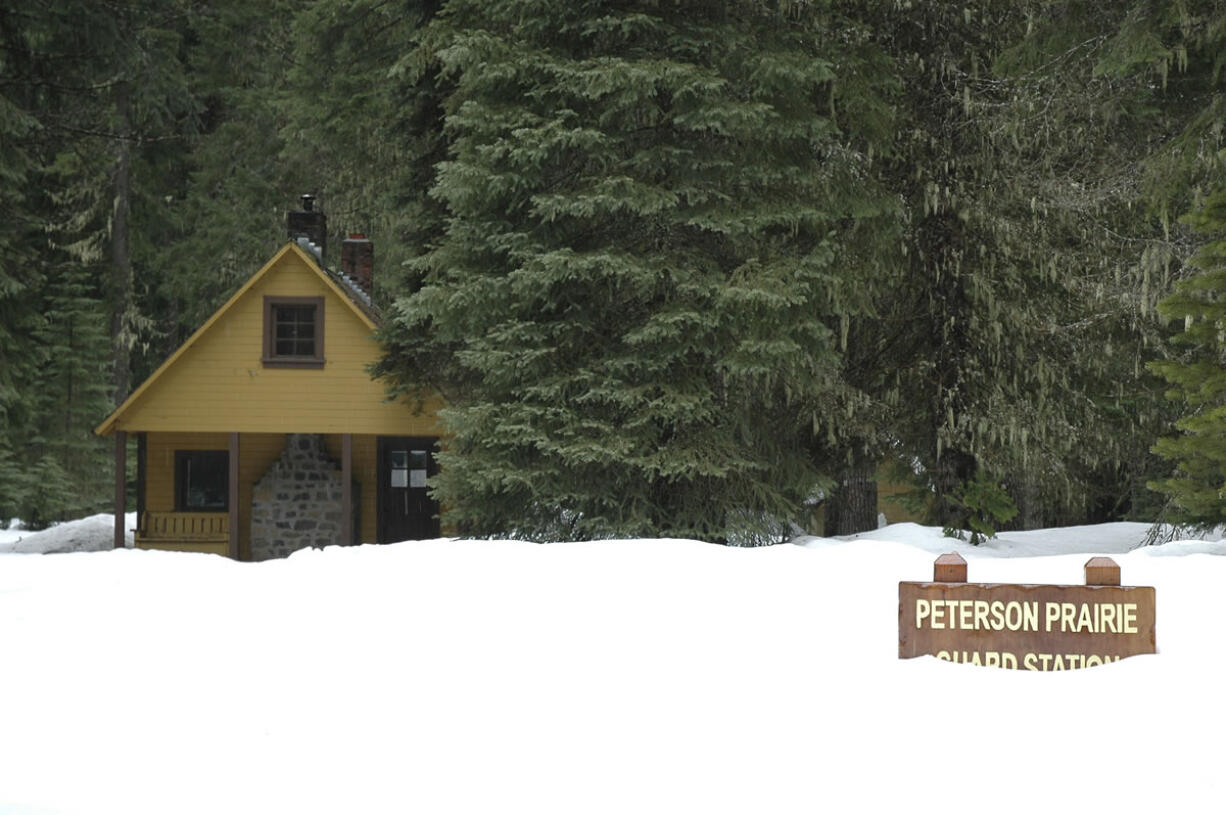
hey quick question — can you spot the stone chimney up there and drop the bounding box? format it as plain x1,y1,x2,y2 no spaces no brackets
287,194,327,263
340,233,374,294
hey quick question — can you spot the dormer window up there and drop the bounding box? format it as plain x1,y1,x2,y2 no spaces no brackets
263,296,325,368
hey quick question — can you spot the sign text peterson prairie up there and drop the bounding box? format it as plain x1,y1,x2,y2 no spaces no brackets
898,555,1156,670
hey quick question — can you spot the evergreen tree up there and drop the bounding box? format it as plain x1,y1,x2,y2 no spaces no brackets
1148,185,1226,527
156,0,445,336
21,0,202,402
0,9,44,522
3,0,1221,534
25,260,113,526
144,0,299,349
377,0,894,542
830,0,1225,532
0,0,200,522
281,0,447,300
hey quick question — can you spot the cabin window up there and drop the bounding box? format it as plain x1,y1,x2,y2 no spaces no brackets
263,296,325,368
389,450,429,488
175,450,229,512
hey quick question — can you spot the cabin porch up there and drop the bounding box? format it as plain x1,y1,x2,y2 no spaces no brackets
112,430,439,560
135,511,229,555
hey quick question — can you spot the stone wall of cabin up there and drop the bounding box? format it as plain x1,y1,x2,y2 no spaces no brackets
250,433,358,561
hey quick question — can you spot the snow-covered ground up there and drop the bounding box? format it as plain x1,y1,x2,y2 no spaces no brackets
0,513,135,554
1,517,1222,814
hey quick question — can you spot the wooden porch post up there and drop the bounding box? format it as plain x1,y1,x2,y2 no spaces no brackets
114,430,127,550
229,432,240,559
342,433,353,546
136,432,146,531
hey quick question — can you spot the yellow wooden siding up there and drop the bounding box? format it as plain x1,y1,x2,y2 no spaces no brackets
145,432,230,513
111,251,440,435
144,431,385,558
146,432,282,560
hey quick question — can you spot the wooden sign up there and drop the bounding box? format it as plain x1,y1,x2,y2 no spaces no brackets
899,554,1156,670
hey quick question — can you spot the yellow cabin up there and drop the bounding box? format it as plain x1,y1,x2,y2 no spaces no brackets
96,205,443,560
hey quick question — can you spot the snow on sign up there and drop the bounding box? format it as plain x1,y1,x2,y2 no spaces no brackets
898,554,1156,671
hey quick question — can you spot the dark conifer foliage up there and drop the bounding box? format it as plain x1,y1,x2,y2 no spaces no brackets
826,0,1226,532
2,0,1224,536
1149,187,1226,527
376,0,894,541
1,0,237,523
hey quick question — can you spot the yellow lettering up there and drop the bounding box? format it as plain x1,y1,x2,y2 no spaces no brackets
1024,653,1038,670
930,600,944,629
990,600,1005,630
1060,603,1076,632
1100,603,1117,633
916,599,931,629
1123,603,1138,634
1001,652,1018,669
1044,602,1060,632
1023,601,1038,631
1005,601,1023,631
959,599,973,629
1086,655,1102,667
1076,603,1092,632
936,650,951,661
974,600,989,631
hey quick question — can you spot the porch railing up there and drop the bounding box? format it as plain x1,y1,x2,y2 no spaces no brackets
138,511,229,542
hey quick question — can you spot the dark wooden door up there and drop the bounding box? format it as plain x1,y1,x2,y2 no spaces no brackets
377,437,440,542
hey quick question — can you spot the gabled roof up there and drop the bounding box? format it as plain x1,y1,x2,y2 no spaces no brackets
95,242,380,437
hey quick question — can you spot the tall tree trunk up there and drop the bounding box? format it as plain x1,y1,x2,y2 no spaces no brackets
824,454,878,536
110,80,132,405
1015,476,1041,530
933,447,976,527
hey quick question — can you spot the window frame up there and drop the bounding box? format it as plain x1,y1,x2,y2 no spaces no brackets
174,450,230,512
262,295,325,368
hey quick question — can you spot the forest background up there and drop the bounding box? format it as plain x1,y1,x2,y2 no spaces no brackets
1,0,1223,542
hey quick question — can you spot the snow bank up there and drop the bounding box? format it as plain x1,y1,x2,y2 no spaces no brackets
0,523,1221,814
0,513,135,554
797,519,1226,556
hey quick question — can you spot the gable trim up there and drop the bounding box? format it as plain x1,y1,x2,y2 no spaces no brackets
95,242,379,436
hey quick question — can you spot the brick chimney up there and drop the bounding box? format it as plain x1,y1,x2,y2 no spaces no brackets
340,233,374,294
287,194,327,262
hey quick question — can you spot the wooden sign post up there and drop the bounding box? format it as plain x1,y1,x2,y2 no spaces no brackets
899,554,1156,670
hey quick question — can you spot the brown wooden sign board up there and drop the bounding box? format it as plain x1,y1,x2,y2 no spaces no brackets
899,555,1156,671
